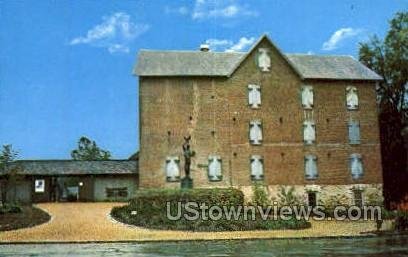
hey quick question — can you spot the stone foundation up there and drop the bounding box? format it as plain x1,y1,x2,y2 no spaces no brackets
238,183,383,206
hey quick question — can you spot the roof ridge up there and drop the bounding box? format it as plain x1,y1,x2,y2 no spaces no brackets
139,49,246,54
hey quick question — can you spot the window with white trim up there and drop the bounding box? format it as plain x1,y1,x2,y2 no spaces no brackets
250,155,264,180
346,86,359,110
208,155,222,181
165,156,180,182
249,120,263,145
350,154,364,179
303,120,316,144
248,84,261,108
34,179,45,193
301,85,314,109
348,121,361,144
304,155,318,180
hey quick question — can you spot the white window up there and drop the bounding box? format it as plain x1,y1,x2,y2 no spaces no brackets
346,86,359,110
348,121,361,144
249,120,263,145
304,155,318,180
208,155,222,181
248,84,261,108
301,85,314,109
165,156,180,182
250,155,264,180
35,179,45,193
350,154,364,179
303,120,316,144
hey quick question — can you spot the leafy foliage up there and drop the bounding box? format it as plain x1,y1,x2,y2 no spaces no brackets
277,186,303,206
111,188,310,231
0,145,19,204
71,136,111,160
251,182,271,207
359,12,408,208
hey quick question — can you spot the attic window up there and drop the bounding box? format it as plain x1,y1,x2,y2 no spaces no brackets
249,120,263,145
346,86,359,110
350,154,364,179
208,155,222,181
248,84,261,108
301,85,314,109
303,120,316,145
250,155,264,180
165,156,180,182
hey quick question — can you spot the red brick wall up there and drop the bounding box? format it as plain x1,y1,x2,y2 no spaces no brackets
138,38,383,189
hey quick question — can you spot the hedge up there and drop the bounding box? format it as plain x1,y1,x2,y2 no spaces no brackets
111,188,311,232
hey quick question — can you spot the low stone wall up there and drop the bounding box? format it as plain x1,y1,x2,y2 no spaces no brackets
238,184,383,206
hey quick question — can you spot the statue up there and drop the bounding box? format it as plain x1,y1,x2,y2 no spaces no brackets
181,136,194,189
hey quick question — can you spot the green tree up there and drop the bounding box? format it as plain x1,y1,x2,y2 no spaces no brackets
358,12,407,208
71,136,111,160
0,145,19,204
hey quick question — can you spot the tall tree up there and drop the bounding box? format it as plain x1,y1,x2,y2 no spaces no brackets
71,136,111,161
359,12,408,208
0,145,19,204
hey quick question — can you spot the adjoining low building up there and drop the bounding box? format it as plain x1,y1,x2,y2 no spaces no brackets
0,160,138,203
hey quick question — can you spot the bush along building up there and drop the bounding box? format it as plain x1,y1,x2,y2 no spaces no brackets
135,34,384,207
0,160,137,203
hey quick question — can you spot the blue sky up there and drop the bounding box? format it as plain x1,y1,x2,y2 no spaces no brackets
0,0,406,159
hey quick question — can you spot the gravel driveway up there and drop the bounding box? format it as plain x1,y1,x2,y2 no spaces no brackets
0,203,384,243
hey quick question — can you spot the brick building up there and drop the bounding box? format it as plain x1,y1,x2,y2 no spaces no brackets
134,35,383,206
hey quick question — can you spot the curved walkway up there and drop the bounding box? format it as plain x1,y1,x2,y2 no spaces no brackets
0,203,388,243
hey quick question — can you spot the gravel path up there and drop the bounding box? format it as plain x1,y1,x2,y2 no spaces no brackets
0,203,386,243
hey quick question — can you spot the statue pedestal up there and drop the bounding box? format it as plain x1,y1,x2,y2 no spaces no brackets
181,176,193,189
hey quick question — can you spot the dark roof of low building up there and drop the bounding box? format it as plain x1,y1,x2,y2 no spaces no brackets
1,160,138,176
134,35,382,81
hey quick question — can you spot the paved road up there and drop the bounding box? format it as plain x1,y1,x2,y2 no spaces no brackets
0,203,383,243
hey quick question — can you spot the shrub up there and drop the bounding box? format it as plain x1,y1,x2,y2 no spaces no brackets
111,188,310,232
0,203,22,214
277,186,303,206
394,211,408,231
251,182,270,207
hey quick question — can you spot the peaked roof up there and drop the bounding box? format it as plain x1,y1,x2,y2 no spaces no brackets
1,160,138,176
134,34,382,81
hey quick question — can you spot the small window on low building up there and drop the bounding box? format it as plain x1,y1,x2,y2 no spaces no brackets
249,120,263,145
350,154,364,179
34,179,45,193
208,155,222,181
250,155,264,180
301,85,314,109
353,190,363,207
165,156,180,182
346,86,359,110
303,120,316,145
305,155,318,179
307,191,317,207
106,187,128,198
348,121,361,144
248,84,261,108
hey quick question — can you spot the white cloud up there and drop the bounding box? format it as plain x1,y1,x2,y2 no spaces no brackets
70,12,149,53
226,37,256,52
192,0,257,20
322,27,362,51
165,6,189,15
205,36,255,52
